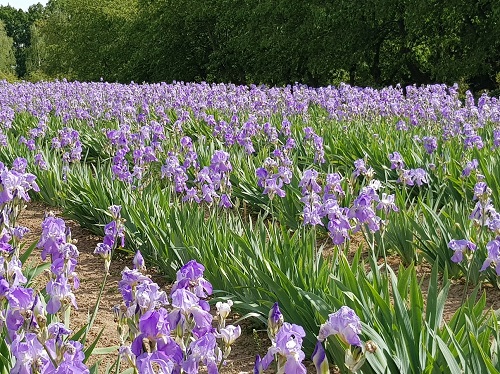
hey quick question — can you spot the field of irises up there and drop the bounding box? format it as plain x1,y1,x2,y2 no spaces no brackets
0,80,500,373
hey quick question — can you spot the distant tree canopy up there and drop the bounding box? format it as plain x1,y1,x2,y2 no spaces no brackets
1,0,499,92
0,20,16,79
0,3,44,77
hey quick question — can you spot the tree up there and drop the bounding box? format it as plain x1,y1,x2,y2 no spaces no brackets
0,20,16,79
33,0,138,81
0,4,45,78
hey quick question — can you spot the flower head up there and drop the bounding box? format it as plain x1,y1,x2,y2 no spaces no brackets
262,323,307,373
267,302,284,341
448,239,476,263
318,306,362,346
312,341,329,374
171,260,212,298
480,237,500,275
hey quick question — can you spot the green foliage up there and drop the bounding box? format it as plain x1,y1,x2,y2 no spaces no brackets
10,0,498,89
30,0,138,81
0,4,44,77
0,20,15,77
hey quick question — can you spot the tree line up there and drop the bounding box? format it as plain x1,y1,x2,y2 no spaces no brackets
1,0,499,93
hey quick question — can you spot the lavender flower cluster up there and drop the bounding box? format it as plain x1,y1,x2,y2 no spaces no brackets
0,158,40,215
113,257,240,373
255,303,375,373
162,147,233,208
93,205,126,273
388,152,429,187
1,82,500,162
107,122,164,184
37,214,80,315
299,163,398,246
0,81,496,127
449,181,500,275
0,160,88,373
256,148,293,200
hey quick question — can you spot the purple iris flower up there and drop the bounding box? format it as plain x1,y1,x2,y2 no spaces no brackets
348,188,382,232
135,281,169,312
46,275,77,314
3,256,27,286
254,355,263,374
489,213,500,234
312,135,325,164
34,153,48,170
304,127,314,139
131,309,169,354
464,134,483,150
118,267,150,306
11,333,49,374
376,193,398,213
397,169,413,186
200,183,218,204
183,187,200,203
462,159,479,177
480,237,500,275
324,172,345,200
396,120,408,130
170,288,213,335
0,277,10,299
262,175,286,199
136,352,176,374
210,150,232,174
133,313,183,367
261,322,307,373
352,159,368,179
6,286,35,333
267,302,284,340
493,129,500,148
317,306,362,346
219,194,232,208
388,152,405,170
108,205,122,220
255,164,271,189
37,216,67,261
422,136,437,154
303,202,323,226
182,334,219,374
411,168,428,186
448,239,476,263
12,157,28,173
44,337,89,373
299,169,322,194
161,155,181,179
133,250,146,271
323,200,351,245
0,167,39,203
473,182,491,201
103,220,125,248
93,243,112,260
469,200,496,225
0,234,13,256
12,226,30,241
284,137,296,150
171,260,212,298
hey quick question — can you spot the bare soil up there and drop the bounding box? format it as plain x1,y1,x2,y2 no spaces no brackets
18,201,500,373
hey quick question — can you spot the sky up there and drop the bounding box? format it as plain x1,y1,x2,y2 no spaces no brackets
0,0,47,11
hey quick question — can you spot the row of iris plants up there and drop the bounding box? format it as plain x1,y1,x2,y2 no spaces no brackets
0,80,499,373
